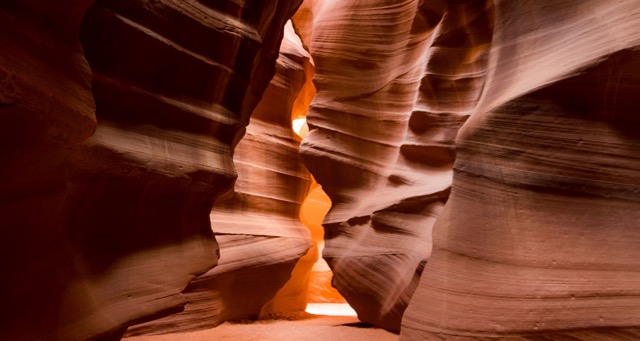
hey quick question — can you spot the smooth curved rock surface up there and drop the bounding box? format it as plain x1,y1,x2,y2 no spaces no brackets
401,0,640,339
125,21,313,336
296,0,492,331
0,0,299,339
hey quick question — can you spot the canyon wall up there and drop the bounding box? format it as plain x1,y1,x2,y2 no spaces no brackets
0,1,300,340
125,22,315,336
402,1,640,339
294,0,492,331
296,0,640,338
4,0,640,339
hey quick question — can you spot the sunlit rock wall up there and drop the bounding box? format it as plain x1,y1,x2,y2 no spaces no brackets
295,0,492,331
125,21,314,336
0,1,300,340
402,1,640,339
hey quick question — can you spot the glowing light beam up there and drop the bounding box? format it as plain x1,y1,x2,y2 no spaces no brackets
305,303,358,317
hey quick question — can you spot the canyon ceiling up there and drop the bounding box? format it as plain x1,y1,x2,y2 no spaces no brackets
1,0,639,340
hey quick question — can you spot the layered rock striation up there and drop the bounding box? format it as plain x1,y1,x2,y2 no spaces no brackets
296,0,640,338
125,21,315,336
1,0,300,339
5,0,640,339
402,0,640,339
295,0,493,331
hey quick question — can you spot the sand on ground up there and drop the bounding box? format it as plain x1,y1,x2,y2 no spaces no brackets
124,314,398,341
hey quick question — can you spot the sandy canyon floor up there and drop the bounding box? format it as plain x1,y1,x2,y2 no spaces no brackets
124,304,398,341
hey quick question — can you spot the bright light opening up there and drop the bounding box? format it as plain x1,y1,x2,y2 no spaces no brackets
305,303,357,317
292,117,308,138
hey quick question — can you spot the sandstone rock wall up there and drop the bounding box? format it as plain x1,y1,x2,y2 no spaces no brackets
5,0,640,339
0,1,300,339
402,1,640,339
295,0,640,337
125,21,315,335
294,0,493,331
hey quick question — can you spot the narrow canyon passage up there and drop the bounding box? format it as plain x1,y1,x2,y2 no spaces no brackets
1,1,640,340
122,18,384,340
122,19,364,337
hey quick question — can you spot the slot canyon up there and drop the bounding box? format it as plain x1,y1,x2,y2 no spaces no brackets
1,0,639,340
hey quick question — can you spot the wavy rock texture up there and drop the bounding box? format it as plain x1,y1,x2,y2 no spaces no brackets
401,0,640,339
295,0,492,331
125,21,314,336
1,0,299,340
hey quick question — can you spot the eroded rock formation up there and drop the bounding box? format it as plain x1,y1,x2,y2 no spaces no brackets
296,0,640,338
294,0,492,331
4,0,640,339
402,1,640,339
124,21,314,336
0,0,300,339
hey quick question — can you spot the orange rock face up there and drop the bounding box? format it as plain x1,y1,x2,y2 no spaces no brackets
302,182,346,304
0,1,300,339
